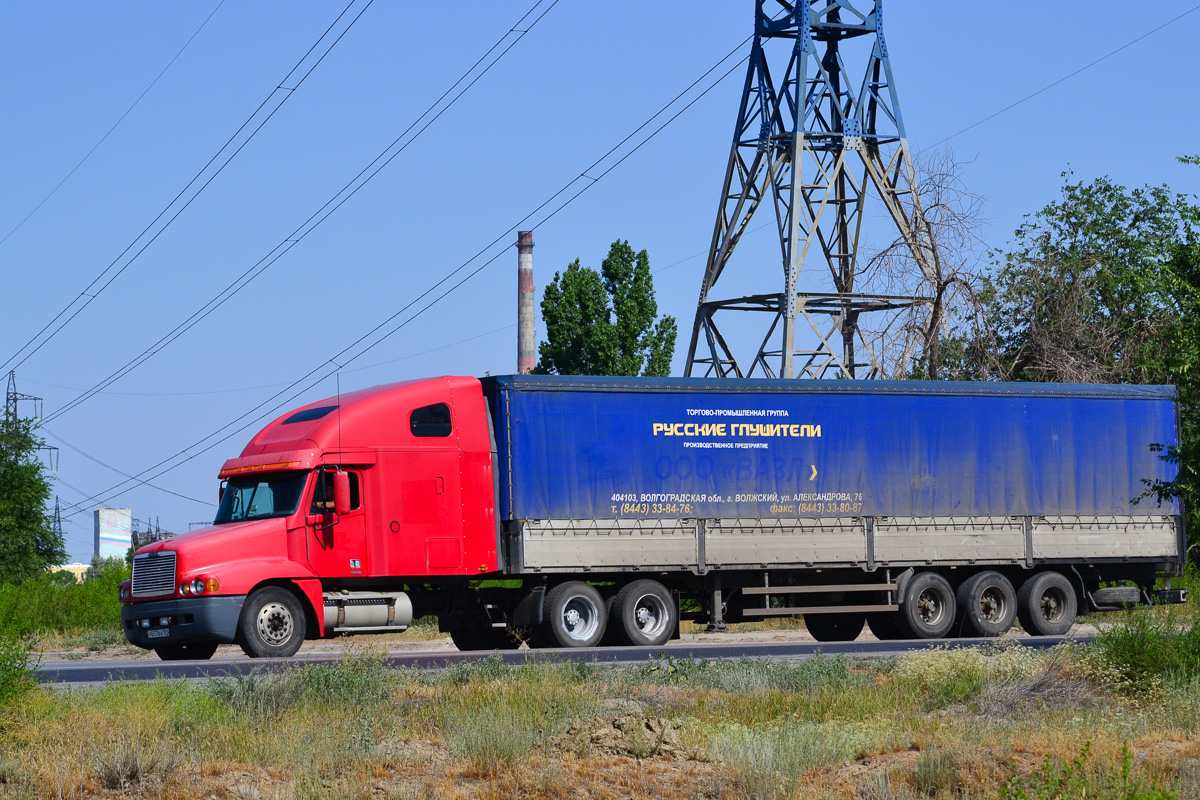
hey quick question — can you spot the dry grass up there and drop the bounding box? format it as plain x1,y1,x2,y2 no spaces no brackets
0,634,1195,799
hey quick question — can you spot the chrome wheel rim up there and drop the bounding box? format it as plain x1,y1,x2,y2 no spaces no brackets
631,592,669,638
559,595,600,642
256,601,294,646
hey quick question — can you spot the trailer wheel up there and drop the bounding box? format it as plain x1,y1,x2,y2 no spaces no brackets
541,581,606,648
610,580,675,646
898,572,955,639
804,612,865,642
238,586,306,658
866,612,907,640
450,623,521,652
1017,571,1078,636
956,571,1017,637
154,642,218,661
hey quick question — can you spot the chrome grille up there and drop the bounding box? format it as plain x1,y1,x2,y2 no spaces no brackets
131,551,177,598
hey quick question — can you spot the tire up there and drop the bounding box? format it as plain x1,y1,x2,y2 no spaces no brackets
238,586,307,658
154,642,218,661
955,571,1017,637
540,581,606,648
610,580,676,647
898,572,956,639
866,612,908,640
804,612,865,642
450,624,520,651
1017,571,1078,636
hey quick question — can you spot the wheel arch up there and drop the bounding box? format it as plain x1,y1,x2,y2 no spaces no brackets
240,578,322,641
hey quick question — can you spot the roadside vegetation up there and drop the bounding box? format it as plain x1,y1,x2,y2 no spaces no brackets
3,603,1200,799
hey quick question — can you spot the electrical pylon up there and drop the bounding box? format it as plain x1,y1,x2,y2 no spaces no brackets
684,0,934,379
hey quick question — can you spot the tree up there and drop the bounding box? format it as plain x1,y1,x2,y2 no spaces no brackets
860,151,988,380
954,162,1200,543
968,173,1198,384
535,240,677,376
0,416,65,583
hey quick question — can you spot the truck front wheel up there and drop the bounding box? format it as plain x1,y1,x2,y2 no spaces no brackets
238,587,306,658
1017,571,1077,636
610,580,675,646
898,572,955,639
540,581,606,648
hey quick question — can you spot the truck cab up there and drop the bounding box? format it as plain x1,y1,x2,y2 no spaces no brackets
120,376,498,659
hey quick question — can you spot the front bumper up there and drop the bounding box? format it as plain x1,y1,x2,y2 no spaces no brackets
121,595,246,650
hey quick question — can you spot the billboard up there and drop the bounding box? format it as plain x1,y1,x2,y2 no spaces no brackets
94,507,132,561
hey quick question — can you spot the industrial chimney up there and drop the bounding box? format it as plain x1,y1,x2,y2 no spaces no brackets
517,231,535,374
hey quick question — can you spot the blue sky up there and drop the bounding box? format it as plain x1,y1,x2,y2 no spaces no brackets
2,2,1197,560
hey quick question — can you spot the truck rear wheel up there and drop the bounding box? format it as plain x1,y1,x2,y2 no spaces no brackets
898,572,955,639
956,571,1017,637
154,642,218,661
540,581,606,648
610,580,675,646
238,586,306,658
1017,571,1077,636
804,612,865,642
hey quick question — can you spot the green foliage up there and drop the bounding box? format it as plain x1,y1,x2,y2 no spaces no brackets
206,648,394,722
0,636,35,705
713,721,873,800
0,415,64,584
1093,610,1200,691
0,565,129,640
1000,742,1176,800
535,239,677,376
617,653,864,694
915,746,961,796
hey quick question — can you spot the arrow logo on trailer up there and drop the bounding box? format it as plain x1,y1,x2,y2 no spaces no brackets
810,465,818,481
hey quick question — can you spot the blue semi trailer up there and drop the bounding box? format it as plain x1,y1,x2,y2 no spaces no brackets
475,375,1185,646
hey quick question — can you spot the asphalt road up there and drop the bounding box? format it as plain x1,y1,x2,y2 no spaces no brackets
37,635,1085,686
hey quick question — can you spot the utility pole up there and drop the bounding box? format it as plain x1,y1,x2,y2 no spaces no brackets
685,0,934,380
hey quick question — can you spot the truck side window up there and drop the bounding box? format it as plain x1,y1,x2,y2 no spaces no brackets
310,470,362,513
410,403,452,437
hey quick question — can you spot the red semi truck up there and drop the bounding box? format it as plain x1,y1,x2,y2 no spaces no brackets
120,375,1185,659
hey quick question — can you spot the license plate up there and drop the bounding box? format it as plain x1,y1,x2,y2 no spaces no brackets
147,628,169,639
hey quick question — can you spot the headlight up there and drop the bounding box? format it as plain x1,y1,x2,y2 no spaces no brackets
117,581,131,603
179,577,220,596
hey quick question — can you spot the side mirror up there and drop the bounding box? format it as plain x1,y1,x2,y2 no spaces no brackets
333,471,352,515
218,481,226,504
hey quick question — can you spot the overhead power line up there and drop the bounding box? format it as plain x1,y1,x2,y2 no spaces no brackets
0,1,226,250
43,0,560,426
42,428,211,506
923,3,1200,151
1,0,373,376
59,31,752,519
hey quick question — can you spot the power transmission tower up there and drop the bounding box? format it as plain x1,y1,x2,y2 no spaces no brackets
53,496,63,541
5,371,59,473
685,0,934,380
5,370,41,424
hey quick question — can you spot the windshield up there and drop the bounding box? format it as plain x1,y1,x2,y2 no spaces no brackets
214,472,308,524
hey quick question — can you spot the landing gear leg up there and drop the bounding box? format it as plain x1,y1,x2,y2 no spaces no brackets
706,574,727,633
